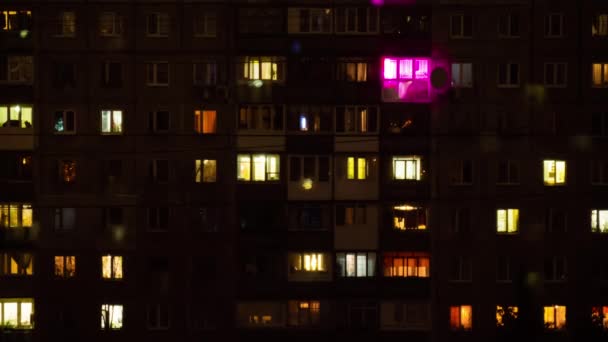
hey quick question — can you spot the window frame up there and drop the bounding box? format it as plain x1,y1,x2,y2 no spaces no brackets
0,203,33,229
194,11,217,38
239,56,285,82
592,63,608,87
288,155,330,183
100,109,123,135
335,105,379,134
592,160,608,185
449,256,472,282
498,13,520,38
544,62,568,88
545,13,564,38
382,252,430,278
496,208,519,234
54,255,76,278
146,12,170,37
236,153,280,182
288,8,333,34
99,12,123,37
147,303,170,330
497,160,520,185
451,62,473,88
101,304,123,330
101,255,123,280
543,305,566,330
54,11,76,38
0,56,34,84
237,104,284,131
194,159,217,183
392,156,422,181
449,14,473,39
0,104,33,129
335,7,379,34
497,63,520,87
543,159,567,186
53,110,76,134
336,252,376,278
145,62,169,86
0,298,34,329
288,252,329,273
193,62,218,86
591,209,608,233
592,13,608,37
148,110,170,133
449,305,473,331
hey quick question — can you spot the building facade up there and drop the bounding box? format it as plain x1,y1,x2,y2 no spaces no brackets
1,0,607,341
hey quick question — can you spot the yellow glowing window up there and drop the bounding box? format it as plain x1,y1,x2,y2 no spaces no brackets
543,160,566,185
544,305,566,330
194,110,216,134
1,253,33,276
0,299,33,329
290,253,328,272
195,159,217,183
243,58,279,81
592,63,608,87
1,11,32,32
0,105,33,128
237,154,279,182
54,256,76,278
0,204,32,229
101,110,123,134
591,209,608,233
393,205,427,230
101,304,123,330
450,305,472,330
346,157,367,180
101,255,123,280
496,209,519,233
496,306,518,327
393,156,422,180
591,306,608,330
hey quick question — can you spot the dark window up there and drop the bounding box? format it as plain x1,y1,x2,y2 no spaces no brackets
289,157,300,181
53,62,76,88
546,209,567,233
101,62,122,87
192,207,218,232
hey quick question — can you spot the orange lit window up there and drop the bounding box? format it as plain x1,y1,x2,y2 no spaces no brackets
450,305,472,331
383,252,430,278
496,306,518,327
544,305,566,330
60,160,76,183
288,300,321,326
54,256,76,278
101,255,123,280
1,252,33,276
194,110,216,134
392,204,427,230
591,306,608,330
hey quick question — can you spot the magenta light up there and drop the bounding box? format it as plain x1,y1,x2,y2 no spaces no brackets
384,58,397,79
381,56,432,103
415,59,429,79
371,0,384,5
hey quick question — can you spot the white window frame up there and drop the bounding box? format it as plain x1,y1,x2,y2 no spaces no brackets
496,208,519,234
497,63,520,88
146,12,170,37
545,13,564,38
450,14,472,39
543,159,566,185
544,62,567,88
145,62,169,86
591,209,608,233
100,109,123,135
53,110,76,134
334,7,379,34
193,62,218,85
0,56,33,84
54,11,76,37
392,156,422,181
236,154,280,182
336,252,376,277
451,62,473,88
99,12,123,37
0,299,34,329
240,56,285,82
194,11,217,38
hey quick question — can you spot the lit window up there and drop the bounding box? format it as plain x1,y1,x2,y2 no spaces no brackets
0,105,33,128
289,253,328,272
496,209,519,233
592,209,608,233
194,110,216,134
1,10,32,32
54,256,76,278
543,160,566,185
346,157,368,180
496,306,518,327
289,105,332,133
99,12,122,37
545,13,564,38
147,303,169,329
383,252,430,278
335,7,379,34
101,304,123,330
450,15,473,38
55,11,76,37
100,110,122,134
195,159,216,183
54,110,75,133
288,301,321,326
336,252,376,277
0,56,33,84
101,255,123,280
392,205,426,230
336,106,378,133
336,61,368,82
592,63,608,87
0,299,34,329
545,63,567,87
451,63,473,88
194,11,217,37
145,62,169,86
0,252,33,276
241,57,283,81
591,306,608,330
0,204,32,229
544,305,566,330
498,13,520,38
238,105,284,130
59,160,76,183
382,57,430,102
193,62,217,85
237,154,280,182
592,14,608,37
146,13,170,37
392,156,422,180
336,204,366,226
450,305,472,331
287,8,333,33
498,63,520,87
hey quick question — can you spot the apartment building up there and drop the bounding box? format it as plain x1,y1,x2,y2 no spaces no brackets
0,0,607,341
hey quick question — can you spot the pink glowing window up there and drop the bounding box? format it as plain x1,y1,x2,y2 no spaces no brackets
382,57,431,103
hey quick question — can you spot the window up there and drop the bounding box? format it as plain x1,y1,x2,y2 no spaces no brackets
193,62,217,85
544,257,567,282
497,160,520,185
498,13,519,37
104,207,123,229
237,302,283,327
147,208,168,232
147,13,170,37
591,306,608,330
498,63,520,87
195,159,216,183
335,106,378,133
59,160,77,183
592,63,608,87
147,303,169,329
237,154,280,182
0,299,33,329
288,253,328,273
149,160,169,183
53,62,76,88
335,7,379,34
288,301,321,327
54,208,75,232
392,156,422,180
383,12,430,37
592,112,608,136
101,255,123,280
544,305,566,330
383,252,430,278
238,105,284,130
0,56,33,83
592,14,608,37
194,11,217,37
240,57,284,82
54,256,76,278
336,204,366,226
0,252,33,276
193,110,217,134
348,302,378,330
148,111,169,132
450,160,473,185
453,208,471,233
289,156,330,183
591,209,608,233
336,61,369,82
100,110,123,134
107,159,122,184
54,110,75,133
545,63,567,87
382,57,430,102
99,12,122,36
546,209,567,233
450,15,473,38
450,256,472,282
1,10,32,32
55,11,75,37
592,161,608,184
101,61,122,87
450,305,472,331
238,8,282,34
336,252,376,277
496,209,519,234
0,204,32,229
345,157,369,180
191,207,219,232
145,62,169,86
545,13,564,37
0,105,33,128
392,205,427,231
451,63,473,88
288,105,332,133
287,8,332,34
496,306,518,327
543,160,566,185
0,154,32,181
101,304,123,330
496,256,513,282
289,206,326,231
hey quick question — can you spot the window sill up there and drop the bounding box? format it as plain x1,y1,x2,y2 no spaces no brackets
498,35,521,39
194,34,217,38
52,34,76,38
496,232,519,235
100,133,123,136
449,36,473,39
146,35,169,38
99,34,123,38
146,84,169,87
544,84,568,88
496,182,520,186
54,131,76,135
497,84,520,88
